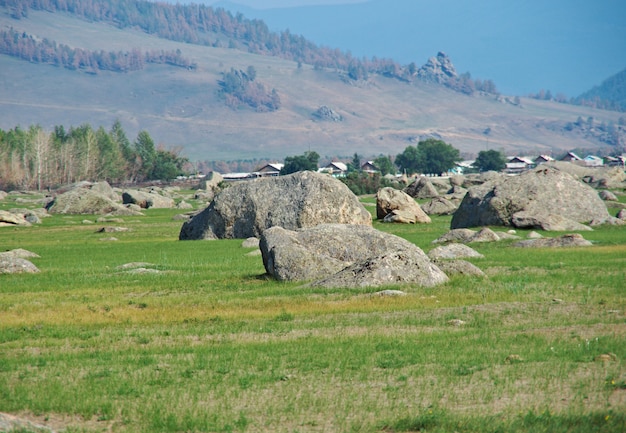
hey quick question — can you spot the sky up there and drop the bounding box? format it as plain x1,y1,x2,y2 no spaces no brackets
205,0,366,8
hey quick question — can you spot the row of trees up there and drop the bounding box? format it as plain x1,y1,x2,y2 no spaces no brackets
0,122,188,190
2,0,498,96
0,28,195,74
218,67,281,111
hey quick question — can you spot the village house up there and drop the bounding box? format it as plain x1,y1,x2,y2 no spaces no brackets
534,155,554,165
505,156,535,174
361,161,378,174
560,151,582,162
253,163,284,177
583,155,604,167
320,161,348,177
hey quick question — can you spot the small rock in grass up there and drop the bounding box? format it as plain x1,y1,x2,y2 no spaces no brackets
99,237,118,241
595,353,618,362
372,290,407,297
116,262,155,270
505,354,523,364
447,319,466,326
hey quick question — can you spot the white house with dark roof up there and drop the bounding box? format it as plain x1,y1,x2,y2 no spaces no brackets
253,163,284,177
320,161,348,177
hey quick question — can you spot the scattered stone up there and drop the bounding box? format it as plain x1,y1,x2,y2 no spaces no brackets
422,196,459,215
595,353,618,362
180,171,371,240
99,237,118,241
115,262,155,270
527,231,543,239
82,219,94,224
431,228,477,244
0,248,40,259
245,249,262,257
0,210,31,227
372,290,407,297
122,190,175,209
447,319,466,326
0,256,40,274
377,187,431,224
552,298,563,304
176,200,193,210
432,259,486,277
512,233,593,248
0,191,7,200
47,189,142,216
468,227,501,243
617,209,626,220
172,213,193,221
0,412,55,433
96,226,130,233
428,244,484,260
96,217,124,223
242,237,260,248
124,268,162,275
505,354,524,364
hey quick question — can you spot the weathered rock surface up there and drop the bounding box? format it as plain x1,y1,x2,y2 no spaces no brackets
422,197,459,215
309,250,449,289
0,256,40,274
404,177,439,198
122,190,175,209
432,259,485,277
242,237,260,248
512,233,593,248
376,187,431,224
618,209,626,220
451,166,610,229
599,190,618,201
510,212,592,231
312,105,343,122
0,210,31,227
180,171,372,240
432,228,519,244
428,244,484,260
46,189,142,215
0,248,40,259
260,223,447,288
0,191,7,200
417,51,457,83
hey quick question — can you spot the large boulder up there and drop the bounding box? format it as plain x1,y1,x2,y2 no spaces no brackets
46,189,142,215
260,223,448,287
512,233,593,248
404,177,439,198
376,187,431,223
451,166,610,230
122,190,175,209
179,171,372,240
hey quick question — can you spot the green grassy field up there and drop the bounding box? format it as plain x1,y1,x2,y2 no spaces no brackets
1,193,625,432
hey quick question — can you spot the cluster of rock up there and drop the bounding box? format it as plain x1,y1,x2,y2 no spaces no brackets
0,208,49,226
312,105,343,122
181,171,461,289
43,181,188,215
417,51,458,84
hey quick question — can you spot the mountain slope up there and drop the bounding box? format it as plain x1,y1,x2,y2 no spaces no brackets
576,68,626,112
0,7,623,162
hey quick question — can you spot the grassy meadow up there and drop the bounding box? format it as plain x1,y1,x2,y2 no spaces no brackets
0,192,625,432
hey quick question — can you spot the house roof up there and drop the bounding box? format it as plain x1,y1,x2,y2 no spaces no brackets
325,161,348,171
508,156,534,165
535,155,554,162
561,152,582,161
255,163,284,173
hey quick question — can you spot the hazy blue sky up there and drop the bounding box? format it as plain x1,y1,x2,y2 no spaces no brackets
207,0,366,8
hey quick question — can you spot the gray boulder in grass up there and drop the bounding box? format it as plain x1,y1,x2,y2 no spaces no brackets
260,223,448,289
451,166,610,230
179,171,372,240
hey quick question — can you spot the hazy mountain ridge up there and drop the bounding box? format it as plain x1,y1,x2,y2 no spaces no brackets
576,68,626,112
1,4,624,163
214,0,626,98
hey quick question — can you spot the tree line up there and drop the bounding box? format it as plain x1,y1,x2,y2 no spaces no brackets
1,0,498,96
0,122,188,191
0,27,195,74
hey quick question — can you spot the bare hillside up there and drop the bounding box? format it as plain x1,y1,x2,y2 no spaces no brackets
1,9,623,161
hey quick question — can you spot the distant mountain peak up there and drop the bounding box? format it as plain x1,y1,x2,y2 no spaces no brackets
417,51,457,84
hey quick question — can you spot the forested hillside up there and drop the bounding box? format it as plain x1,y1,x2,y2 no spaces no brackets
1,0,624,165
576,68,626,112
